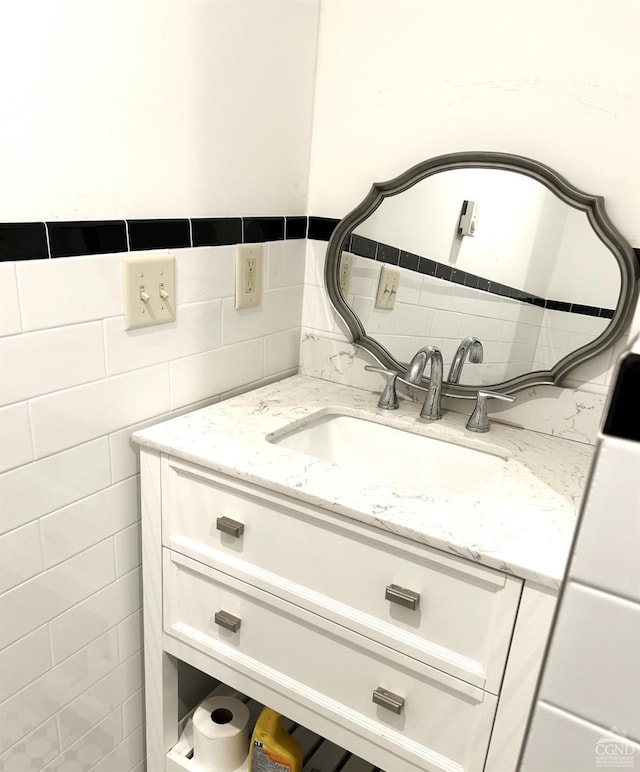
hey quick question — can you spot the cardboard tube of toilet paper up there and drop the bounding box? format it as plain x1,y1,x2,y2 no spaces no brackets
192,695,250,772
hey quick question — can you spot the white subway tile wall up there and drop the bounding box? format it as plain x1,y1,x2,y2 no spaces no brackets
121,689,144,737
0,403,35,472
0,626,52,703
170,338,265,409
29,365,172,459
17,253,126,331
537,583,640,738
0,263,22,337
0,521,44,594
0,439,112,535
57,651,143,748
103,300,223,376
0,240,304,770
522,346,640,769
0,322,107,405
1,541,116,650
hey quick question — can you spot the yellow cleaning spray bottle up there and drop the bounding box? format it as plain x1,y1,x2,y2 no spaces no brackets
249,707,303,772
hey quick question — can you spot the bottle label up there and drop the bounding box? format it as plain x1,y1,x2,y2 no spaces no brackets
251,743,292,772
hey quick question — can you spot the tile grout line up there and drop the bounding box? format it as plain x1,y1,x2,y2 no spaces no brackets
568,575,640,609
11,258,26,336
43,222,52,259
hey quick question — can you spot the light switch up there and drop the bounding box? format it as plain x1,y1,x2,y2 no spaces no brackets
458,200,478,237
375,264,400,310
122,253,176,330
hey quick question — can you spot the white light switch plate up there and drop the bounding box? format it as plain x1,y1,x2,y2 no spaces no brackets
375,264,400,310
122,253,176,330
235,244,262,309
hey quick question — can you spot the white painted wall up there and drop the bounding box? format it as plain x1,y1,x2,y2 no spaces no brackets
0,0,319,220
308,1,640,245
0,2,319,770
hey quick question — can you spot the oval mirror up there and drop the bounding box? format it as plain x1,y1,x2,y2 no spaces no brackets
325,152,638,396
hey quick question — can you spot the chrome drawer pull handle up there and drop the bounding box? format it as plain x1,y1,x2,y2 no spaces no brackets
214,610,241,633
385,583,420,610
216,516,244,538
372,687,405,715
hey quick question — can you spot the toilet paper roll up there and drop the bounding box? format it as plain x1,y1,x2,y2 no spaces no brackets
192,695,250,772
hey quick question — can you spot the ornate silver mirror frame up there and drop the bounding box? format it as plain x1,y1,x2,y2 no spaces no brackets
324,151,639,397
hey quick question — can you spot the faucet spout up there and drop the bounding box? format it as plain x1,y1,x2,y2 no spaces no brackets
447,336,484,383
404,345,443,421
405,346,430,384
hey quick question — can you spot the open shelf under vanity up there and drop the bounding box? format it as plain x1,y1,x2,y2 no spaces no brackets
168,667,380,772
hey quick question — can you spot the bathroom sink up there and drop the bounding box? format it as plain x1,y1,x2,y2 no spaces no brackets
269,413,506,496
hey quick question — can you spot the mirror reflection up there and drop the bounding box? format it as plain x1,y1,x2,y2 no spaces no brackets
339,168,620,386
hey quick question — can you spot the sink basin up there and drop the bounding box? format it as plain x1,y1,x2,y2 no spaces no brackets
269,413,506,496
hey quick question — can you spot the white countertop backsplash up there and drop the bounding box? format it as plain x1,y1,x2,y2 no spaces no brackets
134,374,594,588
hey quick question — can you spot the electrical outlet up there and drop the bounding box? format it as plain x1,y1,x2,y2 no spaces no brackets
122,253,176,330
339,252,353,294
375,264,400,310
235,244,262,309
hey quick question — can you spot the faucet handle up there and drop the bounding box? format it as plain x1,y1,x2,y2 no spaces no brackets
477,389,516,402
466,390,515,433
365,366,399,410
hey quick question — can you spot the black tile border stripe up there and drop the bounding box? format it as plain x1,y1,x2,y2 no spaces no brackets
48,220,128,258
243,217,285,244
128,219,191,251
192,217,243,247
345,233,622,319
0,216,310,262
286,216,307,240
0,222,49,261
308,216,340,241
0,215,636,321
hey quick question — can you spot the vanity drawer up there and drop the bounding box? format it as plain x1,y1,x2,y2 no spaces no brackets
163,458,522,692
164,550,498,772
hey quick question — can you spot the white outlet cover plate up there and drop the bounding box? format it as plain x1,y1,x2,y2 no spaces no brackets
340,252,353,294
235,244,263,309
122,253,176,330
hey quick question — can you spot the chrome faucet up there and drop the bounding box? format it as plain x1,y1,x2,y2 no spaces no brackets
448,336,484,383
404,345,443,420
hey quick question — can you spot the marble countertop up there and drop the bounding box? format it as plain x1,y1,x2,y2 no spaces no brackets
133,374,594,588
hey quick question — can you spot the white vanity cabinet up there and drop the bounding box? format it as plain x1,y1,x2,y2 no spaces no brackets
140,449,557,772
